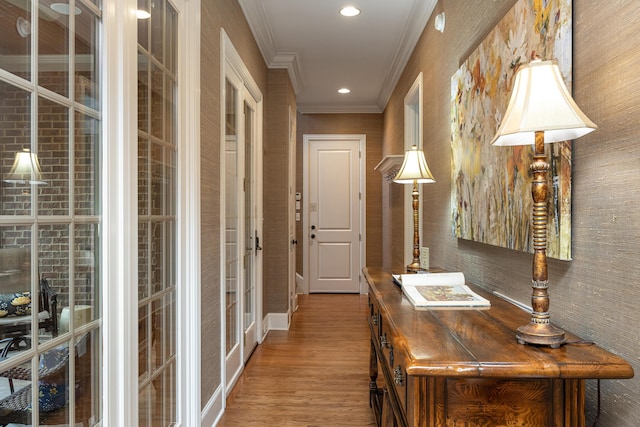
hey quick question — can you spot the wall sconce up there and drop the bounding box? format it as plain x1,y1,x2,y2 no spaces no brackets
434,12,445,33
4,148,47,186
393,145,435,272
136,9,151,19
491,58,597,347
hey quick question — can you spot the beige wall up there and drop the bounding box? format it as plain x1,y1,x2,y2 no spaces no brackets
296,113,384,275
382,0,640,425
200,0,270,410
264,69,296,313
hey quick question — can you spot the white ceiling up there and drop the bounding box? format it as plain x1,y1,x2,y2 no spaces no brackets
239,0,438,113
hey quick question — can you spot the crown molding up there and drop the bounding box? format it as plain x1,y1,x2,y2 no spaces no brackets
376,0,437,111
271,52,303,94
238,0,276,60
297,103,382,115
239,0,303,95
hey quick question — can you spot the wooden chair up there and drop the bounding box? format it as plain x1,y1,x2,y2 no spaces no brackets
0,277,58,357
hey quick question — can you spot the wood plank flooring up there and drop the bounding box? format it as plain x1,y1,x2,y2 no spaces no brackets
217,293,376,427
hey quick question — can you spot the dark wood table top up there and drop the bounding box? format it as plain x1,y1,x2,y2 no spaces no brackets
364,267,634,380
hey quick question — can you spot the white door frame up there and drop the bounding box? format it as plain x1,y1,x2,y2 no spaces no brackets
288,107,298,318
101,1,137,424
302,134,366,294
176,1,202,426
220,29,264,396
404,73,424,267
102,0,201,425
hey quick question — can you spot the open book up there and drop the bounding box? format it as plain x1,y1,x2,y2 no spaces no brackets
392,272,490,308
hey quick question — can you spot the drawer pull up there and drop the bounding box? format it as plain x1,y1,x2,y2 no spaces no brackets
394,366,404,386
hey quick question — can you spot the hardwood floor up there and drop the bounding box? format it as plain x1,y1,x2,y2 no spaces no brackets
217,293,376,427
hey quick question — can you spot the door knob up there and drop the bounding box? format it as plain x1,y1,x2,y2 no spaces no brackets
310,234,316,239
311,225,316,230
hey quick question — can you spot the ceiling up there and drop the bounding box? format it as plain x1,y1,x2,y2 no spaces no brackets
238,0,438,114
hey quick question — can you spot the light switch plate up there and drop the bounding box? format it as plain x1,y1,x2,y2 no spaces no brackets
420,247,429,270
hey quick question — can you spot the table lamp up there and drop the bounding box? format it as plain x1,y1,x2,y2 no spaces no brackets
4,148,46,185
491,59,597,347
393,145,435,272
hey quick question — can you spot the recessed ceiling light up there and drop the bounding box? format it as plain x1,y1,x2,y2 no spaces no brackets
340,6,360,17
16,17,31,38
50,3,81,15
338,88,351,94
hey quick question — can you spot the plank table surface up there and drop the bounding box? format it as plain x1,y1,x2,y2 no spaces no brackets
364,267,634,427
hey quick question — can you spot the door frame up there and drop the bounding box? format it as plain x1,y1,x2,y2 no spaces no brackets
287,107,298,319
102,0,201,425
302,134,366,294
220,29,264,395
404,73,424,267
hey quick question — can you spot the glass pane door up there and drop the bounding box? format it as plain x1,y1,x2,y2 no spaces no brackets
223,61,261,388
0,0,102,425
225,78,239,357
243,100,257,361
137,1,177,425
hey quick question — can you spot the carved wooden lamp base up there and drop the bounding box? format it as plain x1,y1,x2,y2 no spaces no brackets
407,182,422,273
406,260,421,272
516,322,566,348
516,134,566,348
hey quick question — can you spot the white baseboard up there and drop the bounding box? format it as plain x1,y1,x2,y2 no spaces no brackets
265,312,290,331
201,384,224,427
296,272,306,294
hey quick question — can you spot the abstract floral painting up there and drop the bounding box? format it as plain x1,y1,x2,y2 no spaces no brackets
450,0,573,260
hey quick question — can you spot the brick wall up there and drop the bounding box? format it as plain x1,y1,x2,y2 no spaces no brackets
1,72,98,314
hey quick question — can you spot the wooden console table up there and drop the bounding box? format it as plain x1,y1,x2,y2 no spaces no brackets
364,267,634,427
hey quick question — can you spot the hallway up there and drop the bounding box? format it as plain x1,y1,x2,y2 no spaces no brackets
217,293,376,426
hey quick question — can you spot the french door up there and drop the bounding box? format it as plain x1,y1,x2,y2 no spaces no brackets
222,48,262,391
137,0,178,424
242,97,259,363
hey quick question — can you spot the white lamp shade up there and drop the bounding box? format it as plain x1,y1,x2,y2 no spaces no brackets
393,145,435,184
4,148,46,184
491,59,597,146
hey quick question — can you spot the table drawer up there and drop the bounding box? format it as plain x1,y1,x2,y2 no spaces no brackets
380,323,407,413
368,295,381,346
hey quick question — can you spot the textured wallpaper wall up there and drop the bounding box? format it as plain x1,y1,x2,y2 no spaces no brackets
382,0,640,425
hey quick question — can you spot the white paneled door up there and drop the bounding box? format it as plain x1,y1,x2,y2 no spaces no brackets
304,135,364,293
